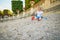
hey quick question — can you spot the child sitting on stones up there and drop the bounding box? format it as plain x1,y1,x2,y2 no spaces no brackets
36,7,43,21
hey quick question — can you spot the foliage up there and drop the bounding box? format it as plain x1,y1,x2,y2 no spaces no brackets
12,1,23,14
25,0,41,10
3,9,13,16
25,0,31,10
35,0,40,3
12,0,20,1
0,10,4,16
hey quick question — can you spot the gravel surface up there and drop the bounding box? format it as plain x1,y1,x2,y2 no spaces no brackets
0,4,60,40
0,11,60,40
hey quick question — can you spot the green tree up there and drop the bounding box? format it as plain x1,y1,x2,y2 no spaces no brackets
25,0,41,10
0,10,3,16
12,0,20,1
3,9,13,16
11,1,23,14
25,0,31,10
35,0,40,3
0,10,4,18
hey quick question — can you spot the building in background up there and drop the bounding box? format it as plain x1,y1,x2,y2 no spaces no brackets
42,0,59,9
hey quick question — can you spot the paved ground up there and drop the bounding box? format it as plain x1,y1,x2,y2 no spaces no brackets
0,11,60,40
0,4,60,40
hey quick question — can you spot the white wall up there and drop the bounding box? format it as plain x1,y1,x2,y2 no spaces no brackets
21,0,25,8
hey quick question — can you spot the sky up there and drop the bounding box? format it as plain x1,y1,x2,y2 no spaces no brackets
0,0,25,10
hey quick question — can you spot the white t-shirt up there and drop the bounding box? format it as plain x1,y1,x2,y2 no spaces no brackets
36,11,43,17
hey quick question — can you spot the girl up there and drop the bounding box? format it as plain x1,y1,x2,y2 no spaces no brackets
36,7,43,21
